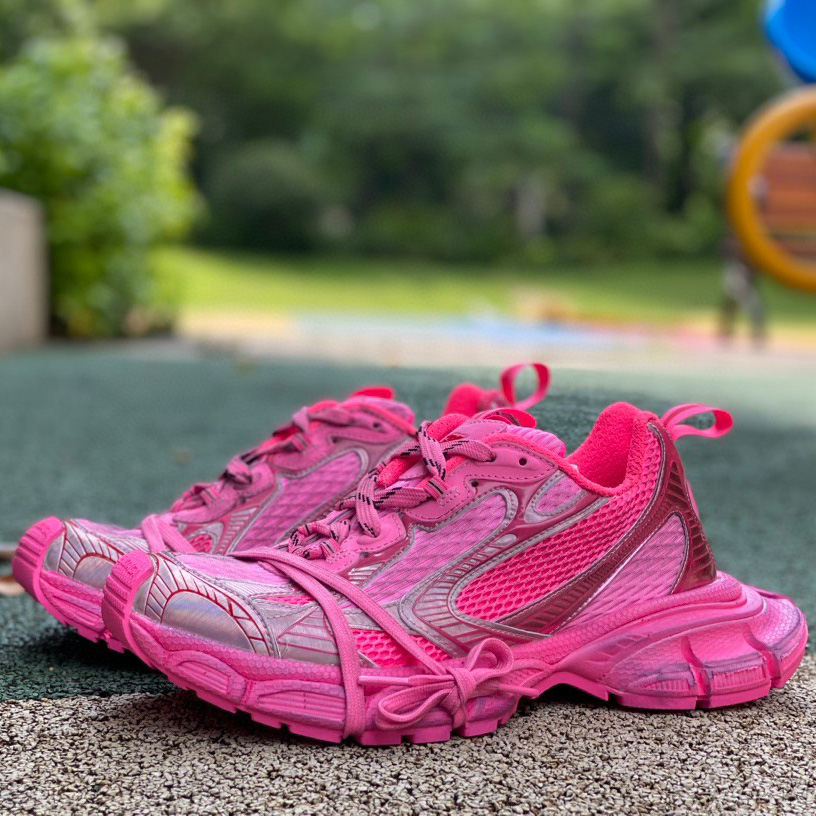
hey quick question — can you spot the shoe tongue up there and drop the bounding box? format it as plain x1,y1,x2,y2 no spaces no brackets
448,416,566,458
387,415,566,489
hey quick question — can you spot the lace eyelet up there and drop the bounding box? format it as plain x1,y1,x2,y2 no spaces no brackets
518,457,528,466
372,421,383,430
470,479,479,489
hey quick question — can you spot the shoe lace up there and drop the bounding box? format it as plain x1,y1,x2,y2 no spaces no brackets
140,513,199,554
144,419,548,737
286,422,495,560
231,547,548,737
169,403,366,517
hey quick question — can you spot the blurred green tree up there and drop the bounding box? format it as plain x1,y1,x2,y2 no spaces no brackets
205,140,325,250
111,0,780,263
0,1,197,336
2,0,756,265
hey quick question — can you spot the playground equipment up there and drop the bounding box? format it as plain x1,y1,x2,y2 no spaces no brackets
765,0,816,84
726,0,816,293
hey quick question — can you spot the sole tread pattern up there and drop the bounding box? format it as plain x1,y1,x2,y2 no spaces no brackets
115,605,807,745
101,558,809,746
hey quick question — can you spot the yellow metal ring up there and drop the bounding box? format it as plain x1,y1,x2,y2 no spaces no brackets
727,86,816,293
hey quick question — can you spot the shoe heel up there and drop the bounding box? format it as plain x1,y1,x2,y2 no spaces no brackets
567,585,807,710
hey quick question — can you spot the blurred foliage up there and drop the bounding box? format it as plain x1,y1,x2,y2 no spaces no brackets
204,140,324,250
0,0,787,299
114,0,782,262
0,0,197,336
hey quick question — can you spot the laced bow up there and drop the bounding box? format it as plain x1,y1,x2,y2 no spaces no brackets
361,638,549,730
232,548,549,736
288,422,495,559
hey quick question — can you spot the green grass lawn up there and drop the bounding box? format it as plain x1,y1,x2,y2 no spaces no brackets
156,245,816,327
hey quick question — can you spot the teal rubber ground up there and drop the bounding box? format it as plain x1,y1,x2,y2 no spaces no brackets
0,346,813,703
1,346,814,815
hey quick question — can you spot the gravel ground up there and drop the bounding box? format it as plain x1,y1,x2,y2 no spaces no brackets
1,658,814,816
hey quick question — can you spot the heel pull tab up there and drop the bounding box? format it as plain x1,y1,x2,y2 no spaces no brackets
661,404,733,441
353,387,395,399
499,363,550,411
478,407,537,427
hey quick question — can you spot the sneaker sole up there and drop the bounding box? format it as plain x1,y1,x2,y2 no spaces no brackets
13,518,125,653
102,554,808,745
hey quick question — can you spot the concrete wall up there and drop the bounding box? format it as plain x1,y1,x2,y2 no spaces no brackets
0,191,47,352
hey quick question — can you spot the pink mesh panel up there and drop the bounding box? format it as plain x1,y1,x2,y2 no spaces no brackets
178,553,280,583
353,629,449,667
235,452,363,551
456,432,662,621
269,595,313,605
362,495,508,604
75,519,139,536
564,514,687,628
535,477,584,516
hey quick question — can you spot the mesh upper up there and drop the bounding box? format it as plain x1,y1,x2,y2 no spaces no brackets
234,451,364,551
534,476,584,516
455,431,662,621
135,413,684,672
362,494,509,604
353,630,449,667
564,513,687,628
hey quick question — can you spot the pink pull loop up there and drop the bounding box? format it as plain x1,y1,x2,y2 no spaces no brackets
353,386,394,399
500,363,550,411
661,404,734,441
480,407,537,427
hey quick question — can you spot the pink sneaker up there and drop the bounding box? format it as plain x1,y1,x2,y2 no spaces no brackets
15,363,550,651
101,401,808,743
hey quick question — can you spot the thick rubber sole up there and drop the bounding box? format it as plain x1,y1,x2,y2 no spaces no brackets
12,518,125,653
102,554,809,746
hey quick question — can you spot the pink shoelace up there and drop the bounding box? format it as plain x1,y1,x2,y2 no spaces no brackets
137,402,392,557
140,514,198,555
218,421,552,736
287,422,494,559
169,403,377,520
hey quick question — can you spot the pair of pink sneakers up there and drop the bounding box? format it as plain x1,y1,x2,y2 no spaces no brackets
13,364,807,745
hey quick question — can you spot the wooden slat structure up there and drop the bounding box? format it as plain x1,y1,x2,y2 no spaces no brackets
761,143,816,259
